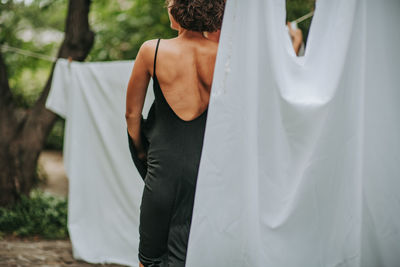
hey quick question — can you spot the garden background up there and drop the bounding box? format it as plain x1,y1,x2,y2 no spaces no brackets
0,0,314,265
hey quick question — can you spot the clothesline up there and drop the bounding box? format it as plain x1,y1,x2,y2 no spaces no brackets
0,11,315,63
0,44,56,62
292,11,314,24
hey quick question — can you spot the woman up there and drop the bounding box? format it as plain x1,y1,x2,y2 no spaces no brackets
125,0,225,266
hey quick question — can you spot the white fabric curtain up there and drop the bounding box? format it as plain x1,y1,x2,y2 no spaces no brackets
187,0,400,266
46,59,154,266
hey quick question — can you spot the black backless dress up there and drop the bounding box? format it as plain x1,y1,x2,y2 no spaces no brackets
127,39,207,267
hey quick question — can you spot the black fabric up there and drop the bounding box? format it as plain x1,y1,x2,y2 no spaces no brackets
127,116,151,180
127,39,208,267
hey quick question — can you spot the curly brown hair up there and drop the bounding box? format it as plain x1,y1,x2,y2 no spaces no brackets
166,0,225,32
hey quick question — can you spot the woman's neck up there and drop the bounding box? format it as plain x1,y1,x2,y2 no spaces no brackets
178,29,206,39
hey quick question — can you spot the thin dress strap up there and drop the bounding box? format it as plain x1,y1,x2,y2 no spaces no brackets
153,39,161,77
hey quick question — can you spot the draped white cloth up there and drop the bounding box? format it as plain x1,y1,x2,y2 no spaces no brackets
46,59,154,266
187,0,400,266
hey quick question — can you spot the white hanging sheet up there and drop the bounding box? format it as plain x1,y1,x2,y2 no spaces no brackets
187,0,400,266
46,59,154,267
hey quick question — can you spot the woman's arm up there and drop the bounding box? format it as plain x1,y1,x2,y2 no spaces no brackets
125,41,154,159
287,22,303,56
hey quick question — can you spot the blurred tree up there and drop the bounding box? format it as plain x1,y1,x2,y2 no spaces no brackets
0,0,94,206
0,0,66,108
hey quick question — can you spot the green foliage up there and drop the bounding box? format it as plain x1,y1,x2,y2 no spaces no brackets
88,0,175,61
0,190,68,239
1,0,66,108
9,66,52,107
44,118,65,150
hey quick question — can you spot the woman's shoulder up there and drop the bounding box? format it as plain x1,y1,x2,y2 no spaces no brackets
138,38,179,58
135,39,163,68
140,37,179,48
139,39,160,55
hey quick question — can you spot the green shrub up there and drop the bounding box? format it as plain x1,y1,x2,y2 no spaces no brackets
44,118,65,151
0,190,68,239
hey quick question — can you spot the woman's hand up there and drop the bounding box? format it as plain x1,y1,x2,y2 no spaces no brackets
127,122,147,161
134,137,147,161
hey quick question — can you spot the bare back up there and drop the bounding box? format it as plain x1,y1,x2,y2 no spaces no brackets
153,35,218,121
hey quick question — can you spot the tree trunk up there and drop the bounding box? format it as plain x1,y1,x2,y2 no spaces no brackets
0,0,94,207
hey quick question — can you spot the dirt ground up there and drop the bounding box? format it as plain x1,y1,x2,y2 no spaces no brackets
38,150,69,198
0,238,125,267
0,151,128,267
